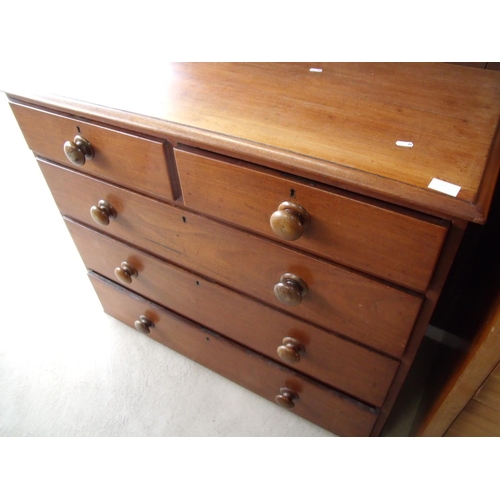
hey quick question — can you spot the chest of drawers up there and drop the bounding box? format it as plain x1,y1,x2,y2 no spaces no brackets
7,63,500,436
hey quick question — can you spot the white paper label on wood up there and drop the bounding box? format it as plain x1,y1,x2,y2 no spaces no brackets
428,178,461,197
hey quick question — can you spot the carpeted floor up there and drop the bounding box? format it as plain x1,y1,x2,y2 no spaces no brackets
0,94,334,437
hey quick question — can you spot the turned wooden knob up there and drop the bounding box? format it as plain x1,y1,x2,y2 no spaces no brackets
90,200,117,226
277,337,305,364
274,273,308,306
63,135,94,166
275,387,299,410
134,315,155,334
270,201,309,241
114,261,138,285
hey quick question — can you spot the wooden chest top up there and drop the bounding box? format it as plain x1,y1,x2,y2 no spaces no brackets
7,62,500,222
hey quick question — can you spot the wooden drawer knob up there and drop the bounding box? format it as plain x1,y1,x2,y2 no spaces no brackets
274,273,308,306
275,387,298,410
114,261,138,285
63,135,94,166
134,315,155,334
270,201,309,241
277,337,305,364
90,200,117,226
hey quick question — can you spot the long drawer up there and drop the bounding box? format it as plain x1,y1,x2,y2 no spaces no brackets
39,158,422,357
88,271,379,436
65,218,399,406
175,147,448,292
10,101,178,201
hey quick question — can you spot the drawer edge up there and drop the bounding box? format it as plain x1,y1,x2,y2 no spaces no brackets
88,271,379,437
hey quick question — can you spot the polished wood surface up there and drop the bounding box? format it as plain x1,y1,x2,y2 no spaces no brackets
89,272,378,437
436,318,500,437
65,218,399,406
275,388,298,410
444,399,500,437
475,363,500,411
273,273,308,307
371,219,467,436
176,147,448,291
9,102,178,201
418,290,500,436
277,338,305,365
114,261,138,285
8,63,500,221
39,159,422,357
63,134,94,166
8,63,500,436
269,201,310,242
90,200,116,226
134,314,155,335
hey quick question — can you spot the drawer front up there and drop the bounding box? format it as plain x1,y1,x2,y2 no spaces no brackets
175,148,448,292
88,272,378,436
10,102,178,201
39,158,422,358
66,219,399,407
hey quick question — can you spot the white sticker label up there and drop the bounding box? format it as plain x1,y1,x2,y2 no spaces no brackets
428,178,461,197
310,68,323,72
396,141,414,147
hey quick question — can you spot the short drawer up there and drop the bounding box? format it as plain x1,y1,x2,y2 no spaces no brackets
175,147,448,292
10,101,178,201
88,271,379,436
38,158,422,358
65,219,399,407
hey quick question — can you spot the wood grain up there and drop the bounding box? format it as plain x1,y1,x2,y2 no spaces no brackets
372,219,467,436
65,218,399,407
8,64,500,437
418,290,500,436
88,272,378,437
175,147,448,292
474,363,500,412
163,63,500,206
445,399,500,437
9,101,179,201
8,63,500,221
38,158,422,357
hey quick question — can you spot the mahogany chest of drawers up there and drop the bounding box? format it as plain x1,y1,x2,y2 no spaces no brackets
7,63,500,436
